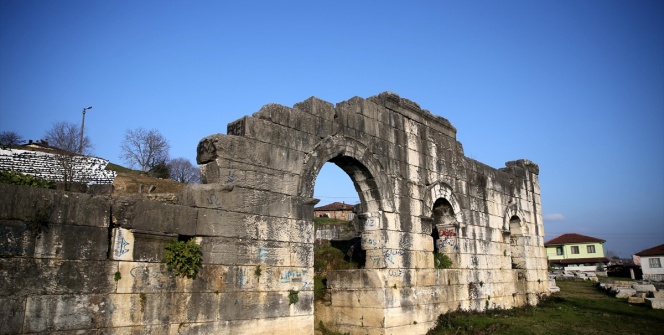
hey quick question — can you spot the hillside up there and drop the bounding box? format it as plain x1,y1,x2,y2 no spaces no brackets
106,163,188,198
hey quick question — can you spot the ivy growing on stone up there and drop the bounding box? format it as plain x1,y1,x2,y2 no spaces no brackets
0,170,55,189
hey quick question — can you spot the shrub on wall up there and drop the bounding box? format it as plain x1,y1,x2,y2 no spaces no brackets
434,253,453,269
163,238,202,279
0,171,55,189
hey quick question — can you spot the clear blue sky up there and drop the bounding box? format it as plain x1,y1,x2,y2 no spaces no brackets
1,1,662,258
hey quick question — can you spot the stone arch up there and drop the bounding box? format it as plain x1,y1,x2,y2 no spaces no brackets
298,135,394,214
424,182,464,264
505,203,527,269
503,201,527,233
423,182,464,226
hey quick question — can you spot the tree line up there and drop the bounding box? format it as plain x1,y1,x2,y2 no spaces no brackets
0,122,199,184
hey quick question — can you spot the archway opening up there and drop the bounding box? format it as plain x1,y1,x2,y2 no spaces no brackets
431,198,457,268
312,161,365,303
509,215,525,269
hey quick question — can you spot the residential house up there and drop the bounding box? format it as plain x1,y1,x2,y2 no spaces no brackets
313,202,355,221
634,243,664,282
544,233,609,271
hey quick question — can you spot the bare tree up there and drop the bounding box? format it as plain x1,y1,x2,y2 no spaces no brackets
168,157,200,184
44,121,93,154
120,128,170,171
0,131,24,146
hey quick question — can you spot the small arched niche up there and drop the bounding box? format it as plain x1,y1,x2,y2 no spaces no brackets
509,215,526,269
430,198,459,269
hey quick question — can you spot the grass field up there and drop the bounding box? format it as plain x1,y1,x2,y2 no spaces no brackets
426,280,664,335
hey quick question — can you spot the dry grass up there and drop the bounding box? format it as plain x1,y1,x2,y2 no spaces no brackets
107,163,187,197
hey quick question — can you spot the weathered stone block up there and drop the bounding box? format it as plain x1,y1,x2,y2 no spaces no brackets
0,295,25,335
328,269,364,290
131,231,177,263
0,184,110,227
0,258,115,296
632,284,657,293
196,208,243,237
646,298,664,309
111,197,197,235
615,288,636,299
179,184,293,218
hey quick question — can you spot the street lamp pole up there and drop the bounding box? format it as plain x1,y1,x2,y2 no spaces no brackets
79,106,92,154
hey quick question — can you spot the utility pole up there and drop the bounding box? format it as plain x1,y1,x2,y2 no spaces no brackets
79,106,92,154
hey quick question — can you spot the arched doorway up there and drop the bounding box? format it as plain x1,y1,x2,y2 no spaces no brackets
300,136,394,333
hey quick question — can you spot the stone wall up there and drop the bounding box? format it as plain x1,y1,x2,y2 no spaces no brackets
195,92,549,334
0,92,549,335
0,148,117,185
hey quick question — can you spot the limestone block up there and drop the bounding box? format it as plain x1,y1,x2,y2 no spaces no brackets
646,298,664,309
652,291,664,298
0,220,33,257
362,230,386,250
0,184,110,227
272,266,313,292
614,280,633,287
202,237,254,265
195,208,250,238
0,220,108,260
416,269,436,287
252,215,293,242
0,258,115,296
365,249,387,269
445,269,464,285
112,198,197,236
414,250,434,269
180,184,294,219
628,296,646,304
116,262,176,294
329,305,385,328
110,228,134,261
327,269,364,290
615,288,637,299
243,114,314,152
0,295,25,335
22,293,141,332
331,289,387,308
290,242,313,267
189,315,313,335
632,284,657,293
290,219,315,244
383,305,433,328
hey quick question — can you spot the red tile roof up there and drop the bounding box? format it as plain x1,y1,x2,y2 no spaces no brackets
314,201,354,211
544,233,605,245
635,243,664,257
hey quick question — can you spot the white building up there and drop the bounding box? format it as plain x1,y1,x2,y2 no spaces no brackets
634,243,664,282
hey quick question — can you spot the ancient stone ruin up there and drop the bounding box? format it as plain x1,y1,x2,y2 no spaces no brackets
0,92,549,334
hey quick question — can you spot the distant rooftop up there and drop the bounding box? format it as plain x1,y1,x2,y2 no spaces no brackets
634,243,664,257
314,201,354,211
544,233,605,245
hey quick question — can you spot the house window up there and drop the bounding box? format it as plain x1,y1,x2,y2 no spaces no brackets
571,246,579,254
649,258,662,268
556,247,563,255
587,245,595,253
